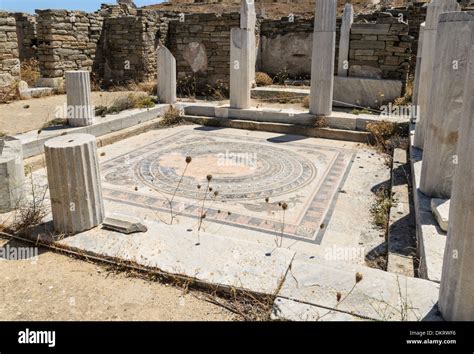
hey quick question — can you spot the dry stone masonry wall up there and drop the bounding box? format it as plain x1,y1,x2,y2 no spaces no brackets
0,12,20,87
12,13,38,62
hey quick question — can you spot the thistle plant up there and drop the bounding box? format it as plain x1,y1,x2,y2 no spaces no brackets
169,156,192,224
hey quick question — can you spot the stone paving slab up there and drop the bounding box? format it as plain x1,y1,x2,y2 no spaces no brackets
275,253,440,321
56,221,296,295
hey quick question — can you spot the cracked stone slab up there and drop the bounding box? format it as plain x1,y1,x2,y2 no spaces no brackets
102,214,148,234
431,198,450,232
272,297,367,321
276,253,440,321
56,221,295,295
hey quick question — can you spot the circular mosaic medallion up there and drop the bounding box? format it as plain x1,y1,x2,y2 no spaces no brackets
137,141,316,200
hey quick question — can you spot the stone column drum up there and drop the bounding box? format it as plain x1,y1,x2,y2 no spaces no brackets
413,0,460,149
310,0,337,116
44,134,105,234
0,138,25,213
337,3,353,77
420,12,474,199
230,28,252,109
157,45,177,104
65,71,95,127
438,44,474,321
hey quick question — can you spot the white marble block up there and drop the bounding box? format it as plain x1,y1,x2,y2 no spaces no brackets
337,3,353,77
439,44,474,321
420,12,474,199
44,134,105,234
230,28,252,109
310,0,336,116
0,138,25,213
431,198,450,232
65,71,94,127
413,0,460,148
157,45,177,104
240,0,257,85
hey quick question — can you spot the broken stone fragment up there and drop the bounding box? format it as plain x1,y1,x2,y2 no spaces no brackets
431,198,450,232
102,214,148,234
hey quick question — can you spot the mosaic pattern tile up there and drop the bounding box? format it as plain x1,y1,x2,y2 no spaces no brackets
100,130,355,244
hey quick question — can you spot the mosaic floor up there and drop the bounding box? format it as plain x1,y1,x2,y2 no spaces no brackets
100,129,355,244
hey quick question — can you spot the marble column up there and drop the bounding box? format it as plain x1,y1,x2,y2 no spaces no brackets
240,0,257,86
439,43,474,321
412,22,425,108
230,28,252,109
157,45,177,104
310,0,336,116
45,134,105,234
65,71,94,127
337,3,353,77
0,138,25,213
420,12,474,199
413,0,460,148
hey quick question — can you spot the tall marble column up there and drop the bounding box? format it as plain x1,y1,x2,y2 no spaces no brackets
413,0,460,149
439,43,474,321
230,28,252,109
310,0,336,116
419,12,474,199
240,0,257,86
157,45,177,104
65,71,94,127
45,134,105,234
337,2,353,77
412,22,425,108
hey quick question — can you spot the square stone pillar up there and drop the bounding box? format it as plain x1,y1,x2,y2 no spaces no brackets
439,44,474,321
230,28,252,109
337,3,353,77
420,12,474,199
0,138,25,213
157,46,177,104
413,0,460,149
310,0,337,116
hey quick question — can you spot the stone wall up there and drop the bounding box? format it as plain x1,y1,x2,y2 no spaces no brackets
258,16,342,78
168,12,240,91
36,10,103,79
0,12,20,87
349,12,413,80
12,13,38,62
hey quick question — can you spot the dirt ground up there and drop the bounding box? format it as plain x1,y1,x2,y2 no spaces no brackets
0,237,236,321
0,91,144,136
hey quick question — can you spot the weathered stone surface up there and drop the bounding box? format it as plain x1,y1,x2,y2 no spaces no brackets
182,42,208,73
230,28,252,109
0,138,25,213
348,64,382,79
439,46,474,321
413,0,461,149
102,214,147,234
310,0,336,116
65,71,94,127
240,0,256,85
420,12,474,198
431,198,449,232
44,134,105,234
157,45,177,104
337,3,353,77
412,22,425,108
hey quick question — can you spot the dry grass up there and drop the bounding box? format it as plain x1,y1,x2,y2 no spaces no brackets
42,118,68,129
314,116,329,128
302,96,309,109
107,93,155,114
177,74,197,99
371,186,393,229
0,81,21,104
255,72,273,87
366,120,409,160
205,81,229,101
20,58,40,86
160,105,184,127
393,75,414,107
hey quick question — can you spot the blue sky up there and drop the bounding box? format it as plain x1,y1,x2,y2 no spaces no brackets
0,0,163,14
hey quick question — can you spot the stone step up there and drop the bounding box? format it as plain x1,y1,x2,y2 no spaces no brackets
182,115,372,144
